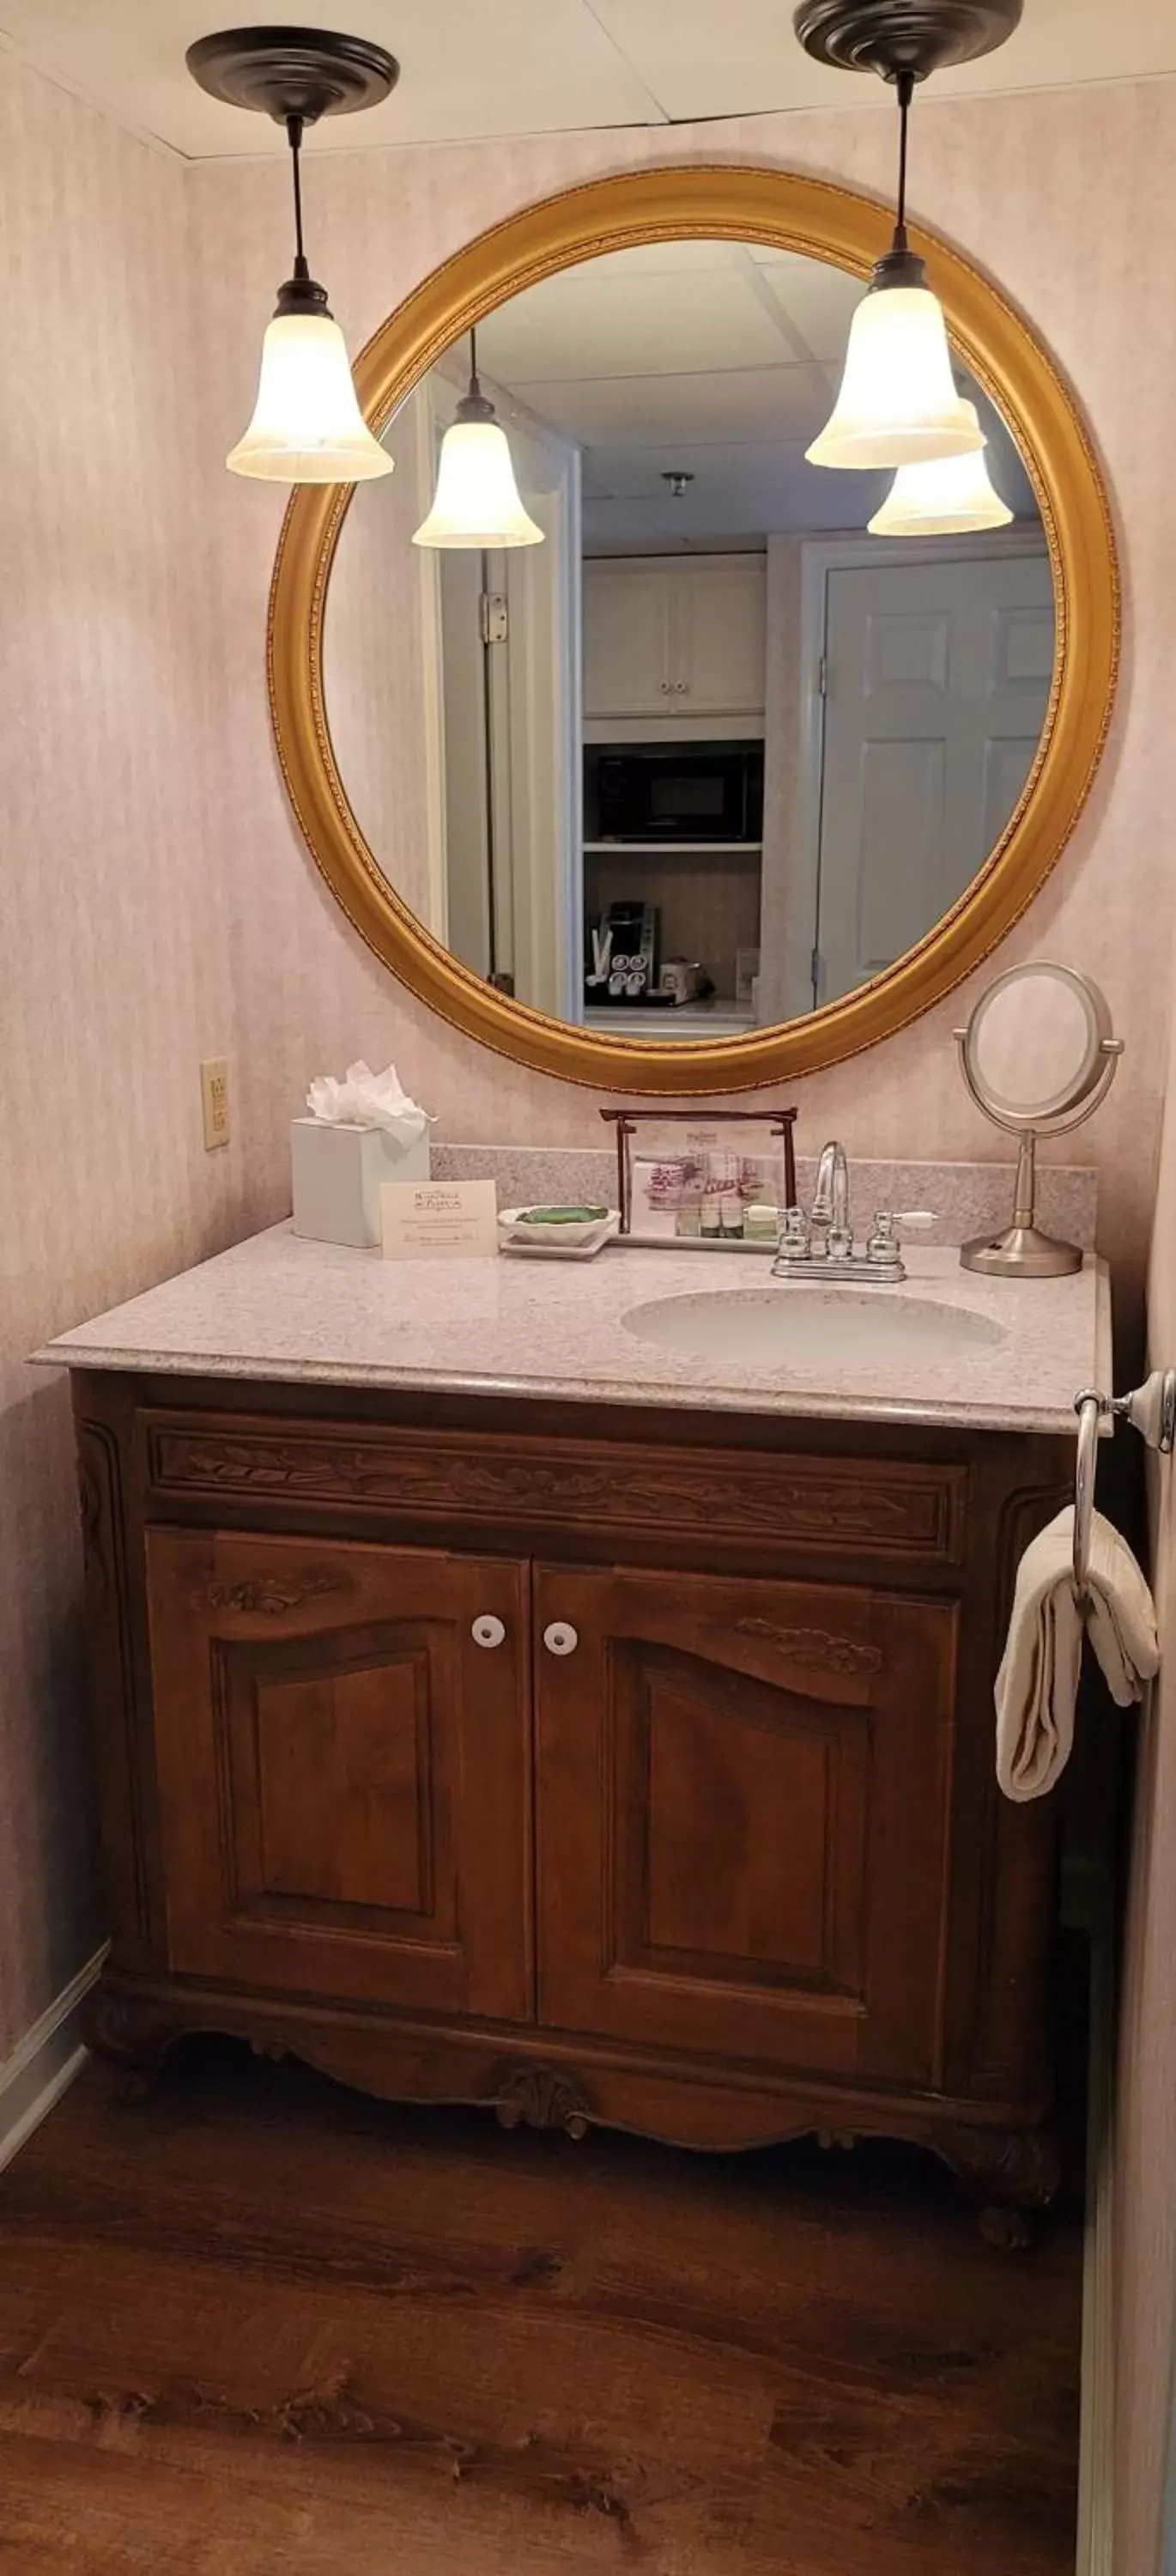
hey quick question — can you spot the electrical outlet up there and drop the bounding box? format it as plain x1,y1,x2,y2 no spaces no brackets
200,1057,231,1151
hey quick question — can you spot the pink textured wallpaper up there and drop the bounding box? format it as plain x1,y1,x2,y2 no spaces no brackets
189,80,1176,1323
0,52,246,2054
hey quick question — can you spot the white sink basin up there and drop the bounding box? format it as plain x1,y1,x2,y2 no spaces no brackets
621,1286,1007,1376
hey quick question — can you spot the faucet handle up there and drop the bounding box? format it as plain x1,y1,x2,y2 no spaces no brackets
778,1205,811,1255
866,1208,935,1264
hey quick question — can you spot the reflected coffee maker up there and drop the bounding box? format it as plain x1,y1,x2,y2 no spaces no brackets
585,900,659,1005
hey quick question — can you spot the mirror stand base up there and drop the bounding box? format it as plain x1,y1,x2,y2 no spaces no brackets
961,1224,1083,1279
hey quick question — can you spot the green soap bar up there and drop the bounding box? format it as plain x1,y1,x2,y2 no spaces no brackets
518,1205,609,1225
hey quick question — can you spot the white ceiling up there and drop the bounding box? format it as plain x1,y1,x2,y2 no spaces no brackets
2,0,1174,158
466,240,1036,552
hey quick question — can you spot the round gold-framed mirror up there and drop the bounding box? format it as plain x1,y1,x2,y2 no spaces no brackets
268,163,1118,1097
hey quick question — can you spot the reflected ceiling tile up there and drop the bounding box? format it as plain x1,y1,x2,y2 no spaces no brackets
575,242,745,278
476,267,797,385
507,363,833,447
583,497,692,551
752,263,866,367
578,412,902,540
580,433,894,539
582,438,811,496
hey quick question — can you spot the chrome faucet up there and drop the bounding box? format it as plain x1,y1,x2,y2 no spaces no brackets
772,1139,934,1285
811,1140,852,1261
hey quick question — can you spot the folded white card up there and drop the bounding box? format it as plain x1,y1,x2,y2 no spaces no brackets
380,1177,499,1260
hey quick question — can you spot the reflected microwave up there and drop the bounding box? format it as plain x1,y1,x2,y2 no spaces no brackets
585,741,764,845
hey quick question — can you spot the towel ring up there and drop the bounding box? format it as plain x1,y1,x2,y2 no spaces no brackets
1072,1370,1176,1600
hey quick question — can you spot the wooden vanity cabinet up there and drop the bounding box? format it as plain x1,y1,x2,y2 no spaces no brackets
145,1530,531,2023
74,1370,1068,2227
535,1563,957,2091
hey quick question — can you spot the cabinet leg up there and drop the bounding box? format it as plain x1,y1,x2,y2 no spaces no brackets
82,1978,185,2104
494,2062,594,2140
935,2120,1060,2250
978,2201,1035,2251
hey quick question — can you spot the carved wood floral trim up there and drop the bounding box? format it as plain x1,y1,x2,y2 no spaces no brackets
207,1574,342,1617
733,1618,882,1679
148,1418,963,1559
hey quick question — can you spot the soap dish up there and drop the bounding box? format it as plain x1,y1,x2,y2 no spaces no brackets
499,1208,620,1259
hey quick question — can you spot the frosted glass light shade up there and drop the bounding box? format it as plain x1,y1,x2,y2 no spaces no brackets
868,404,1014,535
227,312,393,483
413,419,543,550
807,284,985,471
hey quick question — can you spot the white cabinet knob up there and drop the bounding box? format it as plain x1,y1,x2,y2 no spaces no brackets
471,1613,506,1649
543,1620,579,1657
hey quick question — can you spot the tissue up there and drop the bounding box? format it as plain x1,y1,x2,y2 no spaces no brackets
306,1060,431,1146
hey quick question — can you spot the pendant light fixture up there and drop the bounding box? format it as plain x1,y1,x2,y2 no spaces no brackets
868,398,1013,534
793,1,1022,471
413,331,544,550
186,28,400,483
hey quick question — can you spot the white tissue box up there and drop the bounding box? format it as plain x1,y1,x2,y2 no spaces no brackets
291,1118,431,1249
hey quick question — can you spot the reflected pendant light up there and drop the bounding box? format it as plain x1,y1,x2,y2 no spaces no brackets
793,0,1022,470
186,28,400,483
413,331,544,550
869,398,1013,533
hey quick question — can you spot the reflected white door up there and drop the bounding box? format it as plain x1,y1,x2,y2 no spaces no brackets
814,547,1052,1006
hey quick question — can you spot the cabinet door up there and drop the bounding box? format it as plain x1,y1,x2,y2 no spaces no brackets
535,1564,956,2088
672,556,767,715
146,1528,530,2020
583,562,675,719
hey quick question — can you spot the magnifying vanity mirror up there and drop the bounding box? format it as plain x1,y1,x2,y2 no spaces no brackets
956,962,1123,1275
269,167,1119,1094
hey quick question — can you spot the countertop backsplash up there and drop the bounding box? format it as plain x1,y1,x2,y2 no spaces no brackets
431,1144,1098,1252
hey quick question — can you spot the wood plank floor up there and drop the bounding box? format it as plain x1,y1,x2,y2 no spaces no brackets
0,2038,1081,2574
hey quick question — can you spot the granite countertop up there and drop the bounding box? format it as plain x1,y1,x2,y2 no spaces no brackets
35,1223,1111,1438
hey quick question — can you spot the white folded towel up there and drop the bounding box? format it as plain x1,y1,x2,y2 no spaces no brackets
995,1504,1159,1801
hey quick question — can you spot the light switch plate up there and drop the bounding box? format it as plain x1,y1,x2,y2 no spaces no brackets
200,1057,230,1151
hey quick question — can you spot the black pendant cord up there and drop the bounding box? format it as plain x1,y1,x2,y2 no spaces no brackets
479,542,499,983
287,112,307,273
459,324,495,424
893,67,915,250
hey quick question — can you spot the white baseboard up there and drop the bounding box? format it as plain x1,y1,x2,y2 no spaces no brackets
0,1946,106,2177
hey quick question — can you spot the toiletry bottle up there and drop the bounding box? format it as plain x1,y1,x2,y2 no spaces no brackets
639,1158,683,1239
676,1155,706,1238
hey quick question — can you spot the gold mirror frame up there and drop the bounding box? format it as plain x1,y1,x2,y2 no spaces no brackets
269,164,1118,1096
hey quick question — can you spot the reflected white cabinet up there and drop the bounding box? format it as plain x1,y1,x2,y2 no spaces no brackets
584,564,675,722
584,555,767,722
